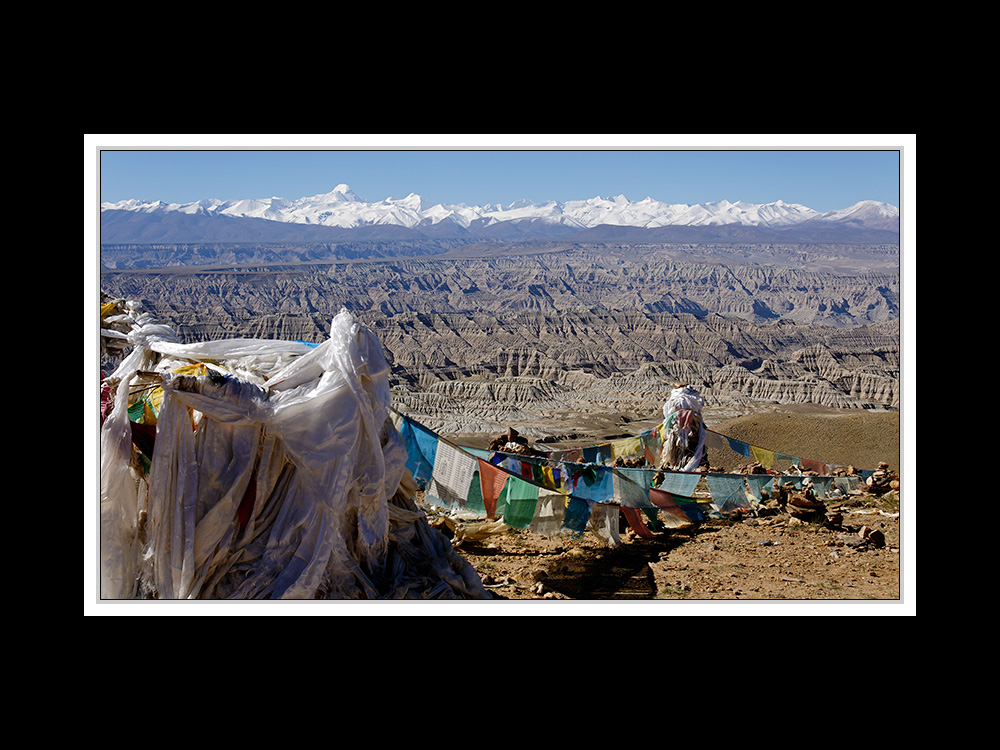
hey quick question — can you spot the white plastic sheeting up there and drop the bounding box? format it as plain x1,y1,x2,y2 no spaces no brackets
99,303,489,600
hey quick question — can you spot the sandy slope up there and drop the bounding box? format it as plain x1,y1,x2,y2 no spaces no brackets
709,406,901,473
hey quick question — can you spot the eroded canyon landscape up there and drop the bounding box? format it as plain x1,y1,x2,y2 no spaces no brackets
100,239,905,604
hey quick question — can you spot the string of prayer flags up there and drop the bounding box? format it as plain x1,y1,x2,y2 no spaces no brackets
704,429,852,476
404,410,872,483
391,413,866,547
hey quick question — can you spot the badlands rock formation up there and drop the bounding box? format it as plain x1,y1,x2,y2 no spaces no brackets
99,241,900,440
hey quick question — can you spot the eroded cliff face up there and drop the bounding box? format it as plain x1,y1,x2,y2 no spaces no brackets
99,243,901,439
380,313,899,435
102,243,898,325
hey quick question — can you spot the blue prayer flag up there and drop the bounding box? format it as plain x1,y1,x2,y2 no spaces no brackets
706,473,751,513
572,465,614,503
657,471,701,498
563,497,592,534
400,417,437,486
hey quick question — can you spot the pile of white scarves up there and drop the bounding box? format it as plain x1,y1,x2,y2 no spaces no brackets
661,385,706,472
99,304,487,600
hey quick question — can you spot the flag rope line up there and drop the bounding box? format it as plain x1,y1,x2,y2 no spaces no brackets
387,406,866,530
388,405,574,498
388,405,873,478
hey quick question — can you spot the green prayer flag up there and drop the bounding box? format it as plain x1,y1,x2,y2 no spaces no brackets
465,470,486,515
498,476,539,529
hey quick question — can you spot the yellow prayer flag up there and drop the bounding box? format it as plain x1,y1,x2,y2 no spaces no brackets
750,445,775,468
612,437,643,459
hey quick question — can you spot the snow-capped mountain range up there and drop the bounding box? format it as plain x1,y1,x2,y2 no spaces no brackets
101,183,899,234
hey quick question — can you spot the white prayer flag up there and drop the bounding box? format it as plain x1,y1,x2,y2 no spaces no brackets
426,439,479,508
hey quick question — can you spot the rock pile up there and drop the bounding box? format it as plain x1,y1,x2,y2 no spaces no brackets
866,462,900,494
487,427,546,457
613,456,648,468
749,461,899,530
785,482,827,521
833,524,887,551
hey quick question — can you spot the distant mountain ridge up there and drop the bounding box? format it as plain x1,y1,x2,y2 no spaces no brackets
100,184,900,245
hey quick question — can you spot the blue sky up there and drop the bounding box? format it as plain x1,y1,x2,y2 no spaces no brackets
93,136,907,214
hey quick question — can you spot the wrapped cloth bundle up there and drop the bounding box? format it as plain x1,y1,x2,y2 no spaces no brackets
99,301,489,600
660,383,707,473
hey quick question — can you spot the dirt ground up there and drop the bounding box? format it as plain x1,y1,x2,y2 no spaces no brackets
426,407,908,610
424,487,901,607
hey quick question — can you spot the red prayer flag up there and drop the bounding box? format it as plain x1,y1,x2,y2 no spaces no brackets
621,507,656,538
478,459,509,519
648,487,675,508
649,487,695,528
800,458,827,475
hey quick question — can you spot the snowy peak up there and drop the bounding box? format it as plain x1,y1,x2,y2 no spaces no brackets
101,185,899,238
305,183,364,203
814,200,900,230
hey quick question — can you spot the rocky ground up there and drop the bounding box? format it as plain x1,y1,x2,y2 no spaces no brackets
426,489,900,606
422,407,907,609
